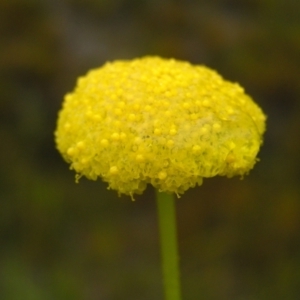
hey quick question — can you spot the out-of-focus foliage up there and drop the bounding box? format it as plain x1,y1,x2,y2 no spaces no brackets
1,0,300,299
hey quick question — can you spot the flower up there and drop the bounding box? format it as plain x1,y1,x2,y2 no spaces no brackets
55,56,266,197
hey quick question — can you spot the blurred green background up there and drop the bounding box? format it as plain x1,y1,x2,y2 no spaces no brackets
1,0,300,299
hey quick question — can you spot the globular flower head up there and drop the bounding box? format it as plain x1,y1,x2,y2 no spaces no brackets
55,56,266,197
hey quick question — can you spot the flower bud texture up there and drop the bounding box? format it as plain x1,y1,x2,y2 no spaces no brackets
55,57,266,196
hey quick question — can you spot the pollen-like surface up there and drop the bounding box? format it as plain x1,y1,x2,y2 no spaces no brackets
55,56,266,197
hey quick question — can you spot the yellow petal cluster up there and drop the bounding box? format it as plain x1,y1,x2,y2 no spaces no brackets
55,56,266,197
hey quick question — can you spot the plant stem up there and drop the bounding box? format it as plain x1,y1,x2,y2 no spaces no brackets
156,190,181,300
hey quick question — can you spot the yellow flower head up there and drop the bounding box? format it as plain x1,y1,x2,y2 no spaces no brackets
55,56,266,197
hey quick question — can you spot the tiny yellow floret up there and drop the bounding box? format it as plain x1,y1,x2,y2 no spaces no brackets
100,139,109,147
128,114,136,121
110,166,118,175
136,154,145,162
192,145,201,154
67,147,75,156
154,128,162,135
169,128,177,136
55,56,266,196
76,141,85,150
158,171,167,180
111,132,120,141
166,139,174,148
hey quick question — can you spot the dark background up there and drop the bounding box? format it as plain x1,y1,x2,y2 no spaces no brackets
1,0,300,299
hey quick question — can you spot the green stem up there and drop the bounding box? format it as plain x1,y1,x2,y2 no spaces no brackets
156,190,181,300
